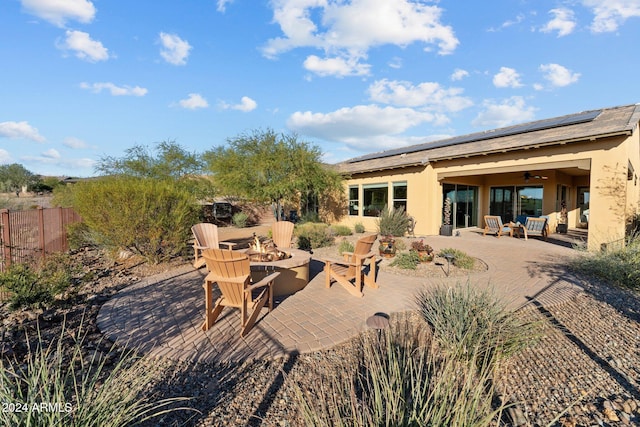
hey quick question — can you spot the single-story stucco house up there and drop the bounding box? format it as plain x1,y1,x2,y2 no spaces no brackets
333,103,640,251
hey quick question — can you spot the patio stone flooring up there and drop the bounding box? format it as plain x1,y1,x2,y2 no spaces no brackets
96,228,587,363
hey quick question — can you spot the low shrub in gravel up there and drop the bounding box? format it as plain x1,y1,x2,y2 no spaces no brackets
416,283,537,370
295,223,334,250
569,234,640,290
295,313,507,426
337,239,354,255
354,222,365,233
438,248,475,269
390,250,421,269
331,225,352,236
232,212,249,228
0,253,83,310
0,320,194,427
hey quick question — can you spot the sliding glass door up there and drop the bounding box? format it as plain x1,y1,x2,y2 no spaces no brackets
442,184,478,228
490,186,543,222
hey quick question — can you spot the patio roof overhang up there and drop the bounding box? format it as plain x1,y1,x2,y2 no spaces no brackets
436,158,591,180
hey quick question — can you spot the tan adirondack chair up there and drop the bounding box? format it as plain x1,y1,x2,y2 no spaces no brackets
201,249,280,336
191,223,236,268
271,220,295,248
324,234,378,297
483,215,513,238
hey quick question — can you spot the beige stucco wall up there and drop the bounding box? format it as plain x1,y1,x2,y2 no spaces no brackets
337,132,640,251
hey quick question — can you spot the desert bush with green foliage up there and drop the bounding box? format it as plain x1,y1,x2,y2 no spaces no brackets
416,283,537,369
296,313,508,426
569,234,640,290
232,212,249,228
295,223,334,250
0,253,82,310
376,205,410,237
0,321,193,426
69,176,199,264
354,222,365,233
438,247,475,269
390,250,421,270
331,224,352,236
337,239,354,255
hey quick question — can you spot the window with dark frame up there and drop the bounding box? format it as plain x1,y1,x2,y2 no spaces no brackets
363,183,388,217
349,185,359,215
393,182,407,211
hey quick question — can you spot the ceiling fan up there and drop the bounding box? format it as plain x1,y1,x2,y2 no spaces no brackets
523,172,548,182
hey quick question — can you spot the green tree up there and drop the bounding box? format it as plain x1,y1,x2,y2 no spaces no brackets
204,129,343,220
96,140,213,199
0,163,39,193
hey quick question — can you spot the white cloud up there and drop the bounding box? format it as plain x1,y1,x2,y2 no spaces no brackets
582,0,640,32
539,63,580,87
493,67,523,88
388,57,403,69
367,79,472,113
159,32,192,65
217,0,234,12
63,137,89,149
451,68,469,81
219,96,257,112
21,155,96,170
541,8,576,37
472,97,537,128
80,82,148,96
0,121,46,142
263,0,458,77
303,55,370,77
58,30,109,62
42,148,60,159
178,93,209,110
21,0,96,27
0,149,13,164
287,104,438,151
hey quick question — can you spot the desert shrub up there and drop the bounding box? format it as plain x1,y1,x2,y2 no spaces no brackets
416,283,537,369
354,222,365,233
232,212,249,228
390,250,421,269
0,253,82,310
377,205,410,237
295,223,334,250
337,239,354,255
331,224,352,236
0,322,193,426
295,313,506,426
569,234,640,290
70,176,199,264
438,248,475,269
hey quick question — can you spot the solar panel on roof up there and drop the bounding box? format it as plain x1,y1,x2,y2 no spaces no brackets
348,109,602,164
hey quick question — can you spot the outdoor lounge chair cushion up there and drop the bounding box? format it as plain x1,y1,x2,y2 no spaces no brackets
522,217,548,240
483,215,513,238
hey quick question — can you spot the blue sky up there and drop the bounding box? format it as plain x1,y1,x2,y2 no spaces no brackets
1,0,639,177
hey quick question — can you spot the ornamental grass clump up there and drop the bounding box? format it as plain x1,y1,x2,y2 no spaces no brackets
295,313,507,426
0,319,195,427
416,283,537,370
569,233,640,290
438,247,475,270
376,205,410,237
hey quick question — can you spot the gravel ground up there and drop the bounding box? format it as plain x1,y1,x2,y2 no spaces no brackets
2,229,639,426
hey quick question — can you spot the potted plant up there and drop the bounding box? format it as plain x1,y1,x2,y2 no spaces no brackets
410,239,433,262
378,235,397,258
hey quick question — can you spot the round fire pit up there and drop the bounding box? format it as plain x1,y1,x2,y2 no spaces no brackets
245,248,311,297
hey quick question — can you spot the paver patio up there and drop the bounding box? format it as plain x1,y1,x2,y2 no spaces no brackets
97,228,587,363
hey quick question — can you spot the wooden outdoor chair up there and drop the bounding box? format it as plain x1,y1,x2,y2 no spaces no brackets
271,220,295,248
482,215,513,238
201,248,280,336
191,223,236,268
520,217,549,240
324,234,378,297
